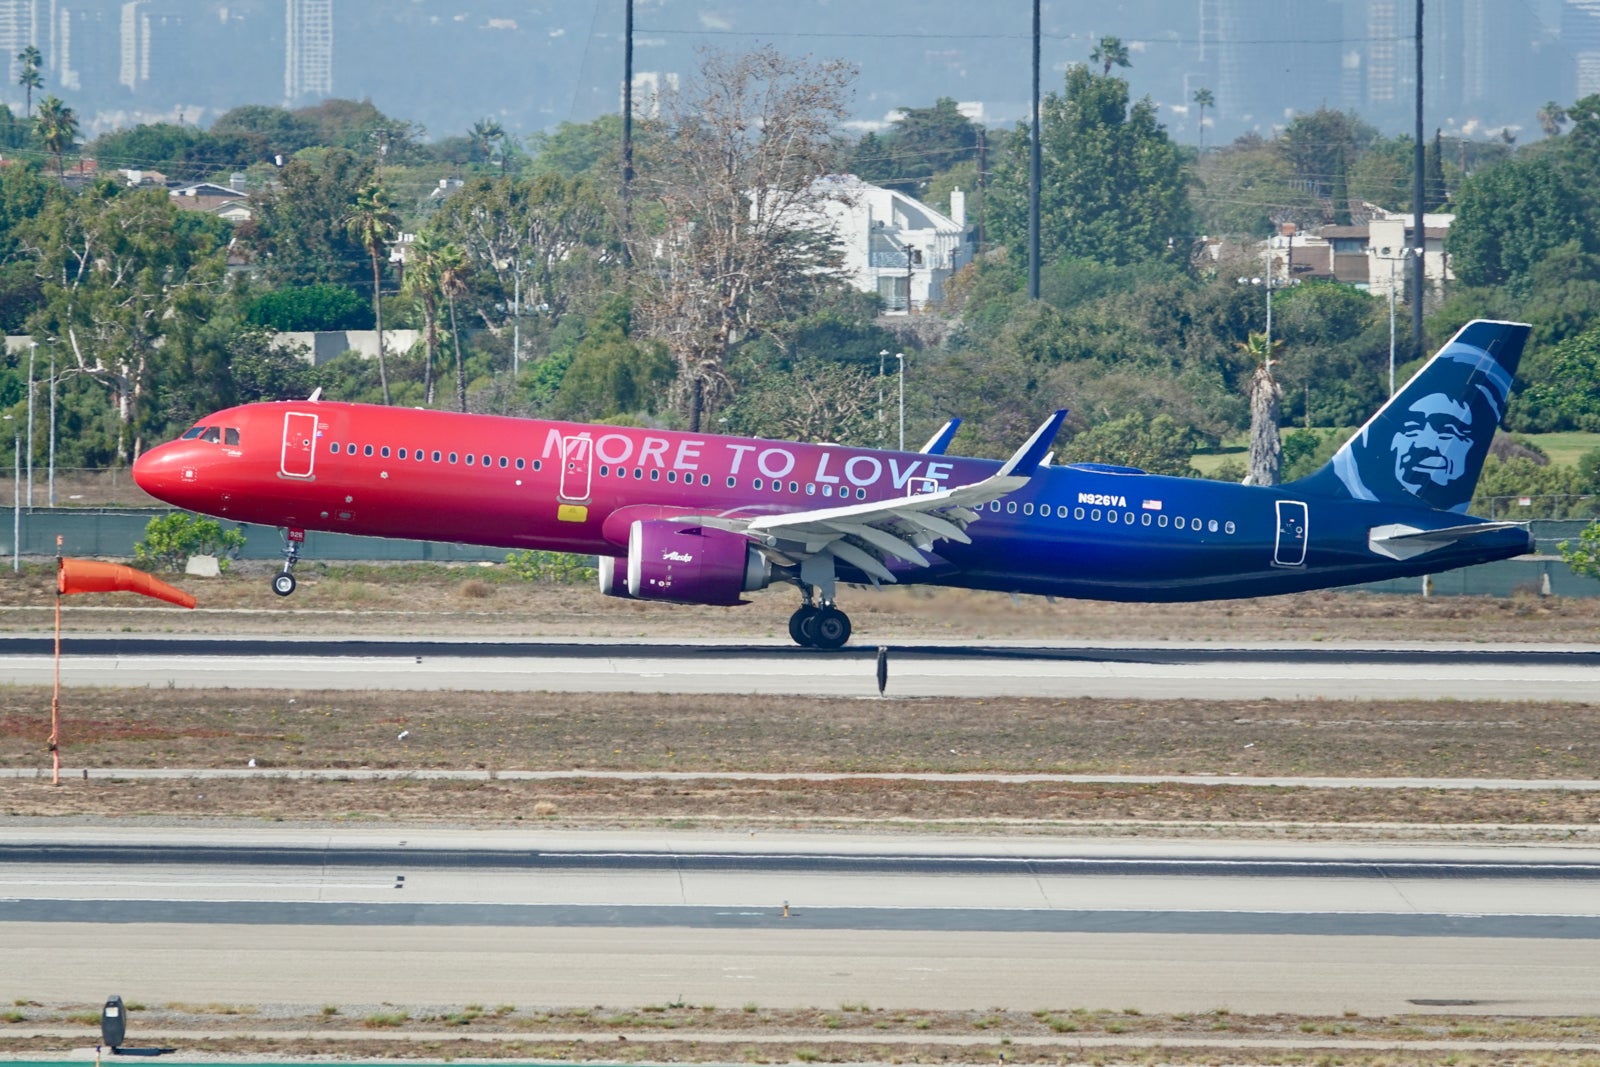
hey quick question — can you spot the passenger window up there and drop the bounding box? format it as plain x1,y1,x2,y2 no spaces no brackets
381,446,390,458
701,474,711,486
516,458,525,470
1159,515,1168,527
1006,501,1017,514
1023,503,1033,516
466,454,475,466
330,442,341,454
416,449,424,461
499,457,508,468
1091,509,1101,521
1208,519,1219,533
788,481,798,493
482,455,491,467
806,484,815,496
225,428,240,445
822,485,832,497
857,488,867,499
1108,511,1118,524
363,445,373,457
634,468,643,479
1141,513,1151,526
181,427,205,440
533,461,541,471
1057,506,1068,518
449,452,458,463
990,501,1000,512
727,476,737,488
1074,507,1084,520
600,465,609,477
1175,517,1185,529
650,469,660,481
432,451,442,462
1225,521,1236,534
1124,512,1134,524
398,448,407,459
1191,518,1200,529
667,471,677,483
754,478,764,490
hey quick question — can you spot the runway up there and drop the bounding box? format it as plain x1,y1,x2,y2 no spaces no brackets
2,635,1598,699
4,828,1600,1015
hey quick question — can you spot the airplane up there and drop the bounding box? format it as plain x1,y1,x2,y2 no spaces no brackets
132,319,1535,649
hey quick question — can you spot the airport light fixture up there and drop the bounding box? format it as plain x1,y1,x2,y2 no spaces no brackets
896,351,905,452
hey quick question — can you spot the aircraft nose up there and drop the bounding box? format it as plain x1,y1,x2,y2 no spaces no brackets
133,442,198,505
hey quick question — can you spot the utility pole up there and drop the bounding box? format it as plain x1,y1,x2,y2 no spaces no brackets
621,0,634,271
1028,0,1041,300
1411,0,1425,362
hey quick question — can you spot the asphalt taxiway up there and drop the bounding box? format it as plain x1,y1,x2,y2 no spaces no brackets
4,828,1600,1015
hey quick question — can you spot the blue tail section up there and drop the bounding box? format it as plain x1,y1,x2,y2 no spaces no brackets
1290,319,1530,514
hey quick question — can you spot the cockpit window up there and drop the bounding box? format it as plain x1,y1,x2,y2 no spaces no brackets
224,428,240,445
181,426,205,440
200,427,222,443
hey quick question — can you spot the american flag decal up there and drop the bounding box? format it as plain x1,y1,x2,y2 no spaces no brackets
1142,499,1162,510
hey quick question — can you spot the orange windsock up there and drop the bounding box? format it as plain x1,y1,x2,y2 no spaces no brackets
57,558,197,609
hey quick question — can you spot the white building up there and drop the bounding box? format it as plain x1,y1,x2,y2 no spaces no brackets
809,175,973,313
285,0,332,104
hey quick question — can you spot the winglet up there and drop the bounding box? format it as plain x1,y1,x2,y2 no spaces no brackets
918,417,963,455
995,410,1067,479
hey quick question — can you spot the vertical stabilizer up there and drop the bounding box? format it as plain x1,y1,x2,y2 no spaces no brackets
1290,319,1530,513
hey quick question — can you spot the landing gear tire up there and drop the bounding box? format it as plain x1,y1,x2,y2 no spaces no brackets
789,605,820,647
271,572,297,597
813,607,852,650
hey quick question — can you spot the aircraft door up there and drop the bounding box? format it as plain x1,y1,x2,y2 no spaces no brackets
559,434,592,502
1273,500,1308,567
280,411,318,479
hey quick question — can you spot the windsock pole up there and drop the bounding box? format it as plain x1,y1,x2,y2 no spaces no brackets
51,538,62,785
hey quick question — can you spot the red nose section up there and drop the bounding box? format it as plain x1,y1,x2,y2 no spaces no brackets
133,442,205,509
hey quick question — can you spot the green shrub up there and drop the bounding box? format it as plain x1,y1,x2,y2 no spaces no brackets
504,549,596,585
134,513,247,572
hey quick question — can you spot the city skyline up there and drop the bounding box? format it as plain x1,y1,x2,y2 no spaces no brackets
0,1,1589,148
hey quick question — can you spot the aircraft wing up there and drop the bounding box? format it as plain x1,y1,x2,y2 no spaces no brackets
705,411,1065,584
1367,521,1530,561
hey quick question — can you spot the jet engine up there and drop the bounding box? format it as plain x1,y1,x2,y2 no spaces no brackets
626,519,772,605
596,556,634,599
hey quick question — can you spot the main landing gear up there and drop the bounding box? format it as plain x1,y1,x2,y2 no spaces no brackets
788,585,852,650
272,527,305,597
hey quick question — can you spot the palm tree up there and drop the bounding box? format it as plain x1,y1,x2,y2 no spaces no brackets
467,117,506,170
1090,35,1131,76
34,95,77,178
16,45,42,120
402,231,446,405
1537,101,1568,138
1192,87,1214,153
438,242,470,412
1237,331,1285,486
344,179,401,405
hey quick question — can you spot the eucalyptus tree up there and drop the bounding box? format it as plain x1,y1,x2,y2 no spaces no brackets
631,46,856,431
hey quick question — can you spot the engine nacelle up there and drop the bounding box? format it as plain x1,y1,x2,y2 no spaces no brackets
597,556,634,599
626,519,771,605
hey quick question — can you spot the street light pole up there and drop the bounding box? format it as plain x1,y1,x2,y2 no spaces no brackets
47,347,56,508
7,419,17,573
877,349,887,449
1388,255,1397,396
26,342,35,509
896,350,908,451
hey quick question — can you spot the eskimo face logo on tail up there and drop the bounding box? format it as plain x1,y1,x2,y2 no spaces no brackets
1328,330,1518,514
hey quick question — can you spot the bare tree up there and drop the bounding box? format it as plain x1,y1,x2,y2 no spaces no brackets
632,46,856,431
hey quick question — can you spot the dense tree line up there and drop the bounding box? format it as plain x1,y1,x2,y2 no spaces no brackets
1,44,1599,516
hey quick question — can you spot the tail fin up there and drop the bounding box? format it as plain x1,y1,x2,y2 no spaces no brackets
1290,319,1530,513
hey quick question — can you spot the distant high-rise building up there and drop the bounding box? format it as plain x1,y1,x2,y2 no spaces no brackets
1202,0,1342,133
0,0,38,94
285,0,331,104
118,0,149,92
1367,0,1401,108
1565,0,1600,98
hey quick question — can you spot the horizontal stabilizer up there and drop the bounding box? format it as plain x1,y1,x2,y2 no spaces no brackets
1367,521,1530,561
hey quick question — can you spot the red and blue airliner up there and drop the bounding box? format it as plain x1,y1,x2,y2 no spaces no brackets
133,319,1534,648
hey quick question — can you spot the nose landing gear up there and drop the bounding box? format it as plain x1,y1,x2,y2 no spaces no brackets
272,527,305,597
